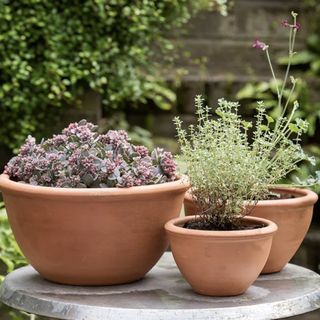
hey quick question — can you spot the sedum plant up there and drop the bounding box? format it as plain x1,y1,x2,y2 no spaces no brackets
4,120,177,188
174,12,318,230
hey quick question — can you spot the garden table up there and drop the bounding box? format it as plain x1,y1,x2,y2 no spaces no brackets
0,252,320,320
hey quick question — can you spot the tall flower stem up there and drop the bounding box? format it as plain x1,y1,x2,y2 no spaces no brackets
265,48,280,99
263,12,299,146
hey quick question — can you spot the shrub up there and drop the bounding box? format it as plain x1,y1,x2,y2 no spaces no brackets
0,0,228,151
5,120,177,188
175,96,311,229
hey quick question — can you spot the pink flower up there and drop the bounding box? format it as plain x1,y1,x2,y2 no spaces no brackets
281,19,301,31
252,39,269,51
5,120,178,188
135,145,149,157
294,22,301,30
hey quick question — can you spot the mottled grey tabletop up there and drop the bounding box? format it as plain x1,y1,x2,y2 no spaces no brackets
0,252,320,320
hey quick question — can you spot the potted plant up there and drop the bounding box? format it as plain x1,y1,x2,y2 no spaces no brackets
183,12,319,274
166,96,278,296
0,120,189,285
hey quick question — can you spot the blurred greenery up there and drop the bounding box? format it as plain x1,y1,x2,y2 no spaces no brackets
0,0,227,152
0,203,37,319
0,203,26,282
99,113,155,150
236,79,320,137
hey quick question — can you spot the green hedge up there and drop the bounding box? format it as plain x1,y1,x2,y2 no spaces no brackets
0,0,227,151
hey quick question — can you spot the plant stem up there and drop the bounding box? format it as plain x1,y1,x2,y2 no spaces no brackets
265,49,280,99
279,27,293,104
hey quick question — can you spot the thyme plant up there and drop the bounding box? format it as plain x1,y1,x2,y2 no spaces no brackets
174,12,317,230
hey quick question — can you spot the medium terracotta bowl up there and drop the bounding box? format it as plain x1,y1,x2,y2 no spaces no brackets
0,174,189,285
184,188,318,274
250,188,318,273
165,215,277,296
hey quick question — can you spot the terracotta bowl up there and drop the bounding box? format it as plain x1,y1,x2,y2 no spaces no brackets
165,215,277,296
0,174,189,285
250,188,318,273
184,188,318,274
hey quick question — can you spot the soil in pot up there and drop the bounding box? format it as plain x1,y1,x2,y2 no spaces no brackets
184,217,265,231
262,191,296,200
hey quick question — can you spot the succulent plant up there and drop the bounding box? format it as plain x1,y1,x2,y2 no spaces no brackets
4,120,178,188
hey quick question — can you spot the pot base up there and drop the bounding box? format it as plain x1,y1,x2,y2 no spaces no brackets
192,287,246,297
42,275,144,286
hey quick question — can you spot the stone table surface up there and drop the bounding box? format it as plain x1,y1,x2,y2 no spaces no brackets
1,253,320,320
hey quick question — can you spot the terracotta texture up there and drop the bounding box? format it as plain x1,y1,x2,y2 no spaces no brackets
184,188,318,274
250,188,318,273
0,174,189,285
165,215,277,296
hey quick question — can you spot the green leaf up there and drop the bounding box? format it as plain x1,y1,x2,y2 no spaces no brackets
265,115,274,124
259,125,269,131
307,34,320,53
288,123,299,133
215,109,225,118
236,83,256,100
256,81,271,92
311,59,320,74
241,120,252,129
278,51,316,65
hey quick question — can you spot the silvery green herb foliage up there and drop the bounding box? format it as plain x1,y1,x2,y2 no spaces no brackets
174,12,317,229
4,120,177,188
175,96,311,228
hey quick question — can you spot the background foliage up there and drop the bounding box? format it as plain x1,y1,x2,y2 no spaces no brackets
0,0,227,151
0,203,26,282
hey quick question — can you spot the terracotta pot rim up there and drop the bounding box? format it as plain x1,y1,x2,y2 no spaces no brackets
185,187,318,208
253,187,318,206
165,215,277,239
0,173,190,198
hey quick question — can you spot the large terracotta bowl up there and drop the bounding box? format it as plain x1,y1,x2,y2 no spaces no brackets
184,188,318,274
0,174,189,285
165,215,277,296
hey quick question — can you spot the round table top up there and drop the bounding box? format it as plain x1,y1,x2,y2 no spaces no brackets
1,253,320,320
